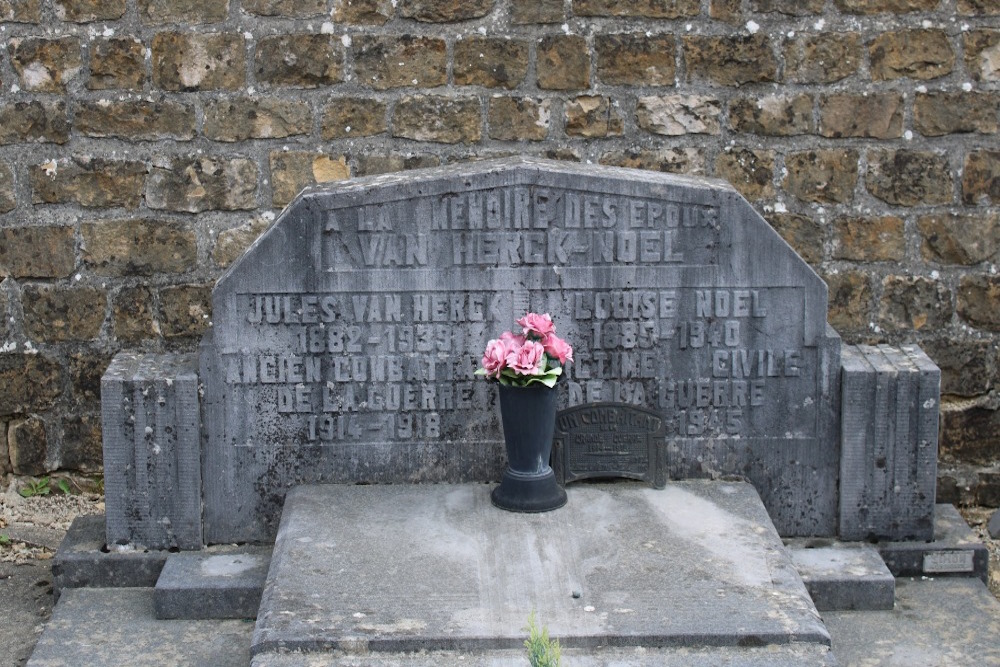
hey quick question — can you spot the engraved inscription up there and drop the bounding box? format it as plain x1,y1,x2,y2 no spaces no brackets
923,551,975,574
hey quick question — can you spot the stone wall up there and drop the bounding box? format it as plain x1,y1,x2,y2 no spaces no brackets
0,0,997,490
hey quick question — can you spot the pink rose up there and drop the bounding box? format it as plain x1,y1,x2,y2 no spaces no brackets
506,339,546,375
542,333,573,364
500,330,526,347
480,338,509,378
517,312,555,338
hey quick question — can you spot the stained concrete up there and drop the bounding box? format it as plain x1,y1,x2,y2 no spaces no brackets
789,545,894,611
154,548,271,619
252,482,828,658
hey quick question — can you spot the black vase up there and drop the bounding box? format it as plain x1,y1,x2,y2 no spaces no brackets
491,383,567,512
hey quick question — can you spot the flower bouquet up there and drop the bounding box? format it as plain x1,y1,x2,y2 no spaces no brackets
476,312,571,512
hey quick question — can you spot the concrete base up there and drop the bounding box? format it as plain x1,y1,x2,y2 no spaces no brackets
788,545,895,611
253,482,829,659
877,504,990,582
988,507,1000,539
154,548,271,620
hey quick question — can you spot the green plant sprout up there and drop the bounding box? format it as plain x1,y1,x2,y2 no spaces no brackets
524,611,562,667
0,534,11,547
56,478,72,495
19,477,51,498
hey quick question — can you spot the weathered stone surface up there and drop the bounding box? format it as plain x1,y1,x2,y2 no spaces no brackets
205,97,312,141
599,147,706,175
269,152,350,207
487,96,550,141
31,158,146,209
914,92,998,137
714,148,775,200
565,96,623,138
595,33,675,86
729,94,812,136
102,353,202,549
353,35,447,89
0,355,61,417
0,288,8,342
213,217,272,268
789,544,895,611
152,32,245,91
709,0,741,21
159,285,212,338
879,276,952,333
784,150,858,204
921,338,996,396
0,100,69,144
0,163,14,213
9,416,46,475
751,0,822,13
833,216,905,262
0,418,8,476
0,226,76,279
824,271,872,333
0,0,41,21
154,549,271,619
919,212,1000,265
870,30,955,81
959,0,1000,14
637,95,721,136
834,0,939,12
88,38,145,90
75,100,196,140
69,351,111,406
397,0,491,22
784,33,862,84
684,35,778,85
22,285,107,342
243,0,323,16
819,94,903,139
963,30,1000,82
254,35,343,88
9,38,82,92
958,275,1000,330
61,413,103,471
321,98,386,140
574,0,699,18
54,0,125,21
146,156,257,212
331,0,392,24
766,213,823,265
511,0,562,23
139,0,228,23
963,151,1000,205
536,35,590,90
352,154,440,177
82,219,197,276
866,150,953,206
454,38,528,89
392,95,481,144
940,403,1000,464
200,158,840,541
111,285,159,343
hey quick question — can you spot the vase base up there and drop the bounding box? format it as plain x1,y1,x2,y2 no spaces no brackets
491,468,567,513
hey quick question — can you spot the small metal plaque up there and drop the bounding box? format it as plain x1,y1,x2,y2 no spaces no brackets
923,550,975,574
552,403,667,488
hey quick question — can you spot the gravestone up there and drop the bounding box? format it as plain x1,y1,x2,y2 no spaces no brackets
198,157,841,542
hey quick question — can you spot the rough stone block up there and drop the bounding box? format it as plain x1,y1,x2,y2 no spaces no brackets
52,515,168,599
0,0,41,21
487,96,550,141
989,508,1000,539
254,35,343,88
536,34,590,90
102,353,202,550
154,548,271,619
839,345,939,541
352,35,446,89
834,0,938,12
0,225,76,278
714,147,775,201
138,0,229,24
958,275,1000,330
158,284,212,338
833,216,905,262
0,162,13,213
918,212,1000,266
683,35,778,85
788,546,894,611
511,0,562,22
9,415,47,475
784,33,861,84
21,285,107,342
783,149,858,204
269,152,349,207
878,276,952,333
594,33,675,86
152,32,245,91
397,0,491,21
0,354,61,417
729,94,813,136
0,100,70,144
599,147,705,175
870,29,954,81
453,37,528,89
243,0,323,16
321,98,386,140
9,37,82,92
914,91,998,137
637,95,722,136
81,219,197,276
565,96,623,138
819,93,903,139
963,30,1000,83
145,156,257,212
74,99,196,140
573,0,699,18
54,0,126,22
877,504,989,582
331,0,392,24
392,95,481,144
112,286,157,343
962,150,1000,205
30,157,146,209
866,150,953,206
88,38,145,90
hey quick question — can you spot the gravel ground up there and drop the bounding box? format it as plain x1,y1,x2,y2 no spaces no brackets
0,479,998,667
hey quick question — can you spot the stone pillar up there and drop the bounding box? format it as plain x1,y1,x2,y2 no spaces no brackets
102,353,202,549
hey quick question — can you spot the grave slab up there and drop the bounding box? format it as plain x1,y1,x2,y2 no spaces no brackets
252,481,829,660
26,588,253,667
154,547,271,619
788,545,894,611
876,503,989,582
989,507,1000,539
52,515,167,600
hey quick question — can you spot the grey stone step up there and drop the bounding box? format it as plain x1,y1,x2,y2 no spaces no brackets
154,547,271,619
26,588,253,667
788,545,894,611
876,503,989,581
252,481,830,662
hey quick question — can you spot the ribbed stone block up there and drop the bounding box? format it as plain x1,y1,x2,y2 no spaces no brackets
102,353,202,550
839,344,939,541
